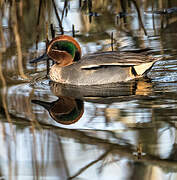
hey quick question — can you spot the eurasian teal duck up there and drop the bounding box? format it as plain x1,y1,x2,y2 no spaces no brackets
30,35,161,86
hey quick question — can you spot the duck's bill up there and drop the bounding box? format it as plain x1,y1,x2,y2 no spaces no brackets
31,99,52,111
30,53,49,64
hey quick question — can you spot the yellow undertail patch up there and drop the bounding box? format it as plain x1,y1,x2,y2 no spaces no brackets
134,62,154,76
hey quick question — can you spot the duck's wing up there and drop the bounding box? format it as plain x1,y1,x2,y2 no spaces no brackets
80,51,159,69
79,51,162,76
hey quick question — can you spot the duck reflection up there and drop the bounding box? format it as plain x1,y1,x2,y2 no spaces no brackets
50,78,153,103
32,79,153,126
32,96,84,125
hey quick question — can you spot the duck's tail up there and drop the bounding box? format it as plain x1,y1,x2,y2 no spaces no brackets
133,56,162,76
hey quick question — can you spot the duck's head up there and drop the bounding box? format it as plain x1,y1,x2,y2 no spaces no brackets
30,35,81,67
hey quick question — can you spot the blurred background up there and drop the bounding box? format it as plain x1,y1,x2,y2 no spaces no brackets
1,0,177,179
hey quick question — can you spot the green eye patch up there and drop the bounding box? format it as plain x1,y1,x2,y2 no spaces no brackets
51,41,77,58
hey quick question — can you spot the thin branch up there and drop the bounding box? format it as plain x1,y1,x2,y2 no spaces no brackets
0,52,16,142
61,0,68,21
36,0,43,50
52,0,64,34
37,0,42,26
58,136,70,178
11,0,28,79
69,149,112,180
130,0,147,36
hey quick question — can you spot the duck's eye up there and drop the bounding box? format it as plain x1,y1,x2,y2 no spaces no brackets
52,45,58,50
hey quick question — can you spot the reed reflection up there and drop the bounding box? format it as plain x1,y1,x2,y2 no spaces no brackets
1,0,177,179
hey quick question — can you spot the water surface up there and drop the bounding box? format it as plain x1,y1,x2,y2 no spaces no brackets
1,0,177,179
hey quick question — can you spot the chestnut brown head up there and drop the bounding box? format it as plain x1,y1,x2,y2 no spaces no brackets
47,35,82,66
30,35,81,67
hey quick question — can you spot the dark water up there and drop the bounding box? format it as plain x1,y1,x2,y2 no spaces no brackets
1,0,177,179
